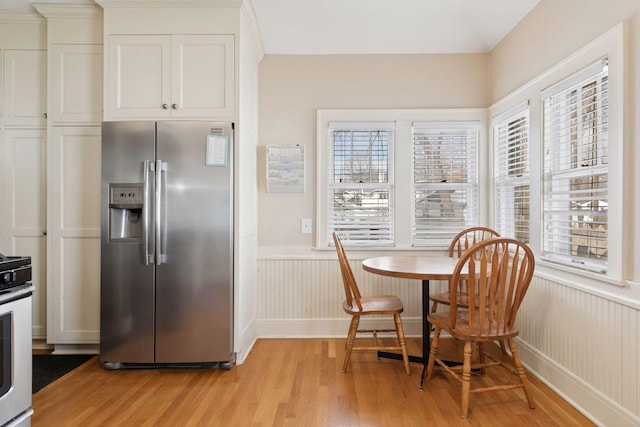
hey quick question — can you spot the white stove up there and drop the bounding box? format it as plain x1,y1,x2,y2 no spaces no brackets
0,263,34,427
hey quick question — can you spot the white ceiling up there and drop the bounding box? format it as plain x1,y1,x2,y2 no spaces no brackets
1,0,540,54
250,0,540,54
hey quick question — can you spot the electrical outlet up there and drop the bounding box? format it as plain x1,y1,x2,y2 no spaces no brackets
301,218,312,234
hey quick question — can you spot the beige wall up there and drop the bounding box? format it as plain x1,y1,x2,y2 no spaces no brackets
489,0,640,103
258,54,488,251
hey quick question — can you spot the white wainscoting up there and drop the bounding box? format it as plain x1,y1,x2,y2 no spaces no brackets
257,256,640,427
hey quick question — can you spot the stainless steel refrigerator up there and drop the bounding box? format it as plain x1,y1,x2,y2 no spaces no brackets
100,121,234,369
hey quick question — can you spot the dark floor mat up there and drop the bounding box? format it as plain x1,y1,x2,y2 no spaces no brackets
32,354,95,394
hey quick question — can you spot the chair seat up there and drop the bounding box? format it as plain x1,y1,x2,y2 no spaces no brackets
428,311,520,342
343,295,404,315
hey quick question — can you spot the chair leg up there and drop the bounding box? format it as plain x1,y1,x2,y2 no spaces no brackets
342,315,359,373
393,314,411,375
499,339,508,355
478,342,486,376
461,341,473,419
430,301,438,313
424,327,441,382
507,338,536,409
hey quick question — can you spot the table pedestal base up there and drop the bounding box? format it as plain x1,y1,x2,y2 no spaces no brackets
377,351,423,365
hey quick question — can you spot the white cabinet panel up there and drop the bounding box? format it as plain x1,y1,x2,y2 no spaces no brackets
61,131,101,229
47,126,101,343
51,44,103,124
172,35,234,118
1,129,47,338
14,236,46,338
48,237,100,342
0,53,3,123
108,35,171,118
107,34,234,119
3,50,46,127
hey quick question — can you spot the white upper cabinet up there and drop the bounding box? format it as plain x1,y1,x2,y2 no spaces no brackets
51,44,103,124
107,34,234,119
3,50,46,127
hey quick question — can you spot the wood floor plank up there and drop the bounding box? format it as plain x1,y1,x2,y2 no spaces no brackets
32,338,595,426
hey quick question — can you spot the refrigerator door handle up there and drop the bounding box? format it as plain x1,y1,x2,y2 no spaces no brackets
143,160,153,265
155,160,165,265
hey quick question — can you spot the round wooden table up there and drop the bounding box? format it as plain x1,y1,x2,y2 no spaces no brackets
362,255,463,389
362,255,460,281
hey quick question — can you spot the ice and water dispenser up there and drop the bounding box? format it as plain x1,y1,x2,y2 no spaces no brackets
108,184,143,242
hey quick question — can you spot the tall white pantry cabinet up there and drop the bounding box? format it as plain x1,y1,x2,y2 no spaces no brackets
0,13,47,340
35,4,104,351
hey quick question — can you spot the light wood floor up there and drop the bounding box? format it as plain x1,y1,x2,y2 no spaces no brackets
32,338,595,426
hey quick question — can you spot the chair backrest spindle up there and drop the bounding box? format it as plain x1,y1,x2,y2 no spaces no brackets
449,238,535,337
448,226,501,258
333,232,363,311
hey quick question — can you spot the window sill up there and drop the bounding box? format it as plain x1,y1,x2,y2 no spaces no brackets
258,245,448,260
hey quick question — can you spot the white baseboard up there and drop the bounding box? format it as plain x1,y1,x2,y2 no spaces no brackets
256,316,424,338
31,339,53,351
235,334,257,365
516,338,640,427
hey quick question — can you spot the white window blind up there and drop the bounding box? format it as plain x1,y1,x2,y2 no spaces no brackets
411,122,479,247
493,103,530,243
328,122,394,246
542,58,608,272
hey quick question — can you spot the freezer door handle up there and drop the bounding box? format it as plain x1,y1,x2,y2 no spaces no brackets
155,160,166,265
143,160,153,265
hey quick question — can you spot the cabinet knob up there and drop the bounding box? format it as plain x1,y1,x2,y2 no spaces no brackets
162,104,169,109
172,104,179,109
43,113,47,118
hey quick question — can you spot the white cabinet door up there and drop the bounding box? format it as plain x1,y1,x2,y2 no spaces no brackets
107,35,171,119
106,34,234,119
47,126,101,343
0,52,3,123
3,50,46,127
51,44,103,124
1,129,47,338
171,35,234,118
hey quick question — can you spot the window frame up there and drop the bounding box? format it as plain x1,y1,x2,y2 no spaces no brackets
411,121,481,247
541,58,610,273
492,101,531,244
327,122,395,246
317,109,488,250
488,24,623,285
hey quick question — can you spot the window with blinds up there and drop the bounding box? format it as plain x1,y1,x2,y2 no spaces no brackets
328,123,394,246
493,104,530,243
412,122,479,247
542,58,608,272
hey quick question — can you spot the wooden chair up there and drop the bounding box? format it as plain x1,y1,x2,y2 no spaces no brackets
429,226,501,314
423,238,536,419
332,232,410,375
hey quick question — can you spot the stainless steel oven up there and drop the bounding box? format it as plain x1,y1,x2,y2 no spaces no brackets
0,284,34,427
